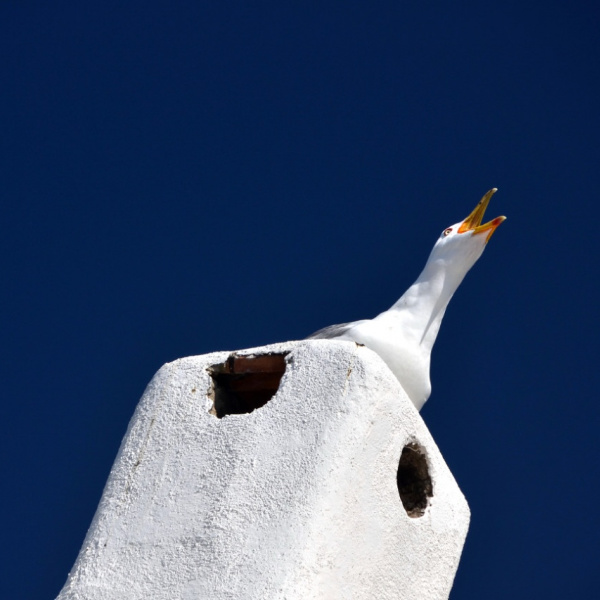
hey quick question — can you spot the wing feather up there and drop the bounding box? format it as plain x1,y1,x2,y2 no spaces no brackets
306,320,368,340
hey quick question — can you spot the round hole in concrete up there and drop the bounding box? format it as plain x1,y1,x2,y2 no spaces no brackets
397,443,433,518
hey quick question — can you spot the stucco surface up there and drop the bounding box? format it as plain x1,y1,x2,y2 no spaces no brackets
57,340,470,600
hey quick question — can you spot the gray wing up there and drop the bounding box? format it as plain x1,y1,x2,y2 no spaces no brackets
306,320,369,340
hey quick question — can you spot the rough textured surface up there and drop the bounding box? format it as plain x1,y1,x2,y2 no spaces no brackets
56,341,470,600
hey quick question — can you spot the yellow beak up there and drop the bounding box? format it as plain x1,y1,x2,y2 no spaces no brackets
458,188,506,242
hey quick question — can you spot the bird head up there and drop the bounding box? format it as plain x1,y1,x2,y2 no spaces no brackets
427,188,506,272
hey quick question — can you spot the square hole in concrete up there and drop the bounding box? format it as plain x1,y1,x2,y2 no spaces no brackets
207,353,288,418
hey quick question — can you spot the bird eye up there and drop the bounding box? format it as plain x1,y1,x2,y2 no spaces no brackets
442,228,452,237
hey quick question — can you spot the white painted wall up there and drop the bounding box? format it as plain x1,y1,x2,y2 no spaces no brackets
57,340,470,600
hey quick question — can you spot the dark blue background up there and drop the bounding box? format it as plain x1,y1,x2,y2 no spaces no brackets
2,2,598,598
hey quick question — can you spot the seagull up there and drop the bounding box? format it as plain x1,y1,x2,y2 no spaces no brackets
307,188,506,410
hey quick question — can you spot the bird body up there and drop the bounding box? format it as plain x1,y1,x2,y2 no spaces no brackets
308,189,506,410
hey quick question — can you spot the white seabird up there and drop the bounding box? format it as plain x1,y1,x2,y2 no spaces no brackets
308,188,506,411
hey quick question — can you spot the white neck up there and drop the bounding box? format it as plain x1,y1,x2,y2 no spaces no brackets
386,258,468,352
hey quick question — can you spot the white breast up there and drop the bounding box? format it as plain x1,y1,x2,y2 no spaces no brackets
338,318,432,410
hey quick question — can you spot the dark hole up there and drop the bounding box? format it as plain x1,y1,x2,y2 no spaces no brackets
397,443,433,518
208,353,288,418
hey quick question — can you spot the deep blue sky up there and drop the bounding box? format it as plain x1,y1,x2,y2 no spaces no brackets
2,2,598,598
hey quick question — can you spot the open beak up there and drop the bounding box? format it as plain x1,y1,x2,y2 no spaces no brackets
457,188,506,243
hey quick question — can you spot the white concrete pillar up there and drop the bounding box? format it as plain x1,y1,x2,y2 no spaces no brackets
57,340,470,600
